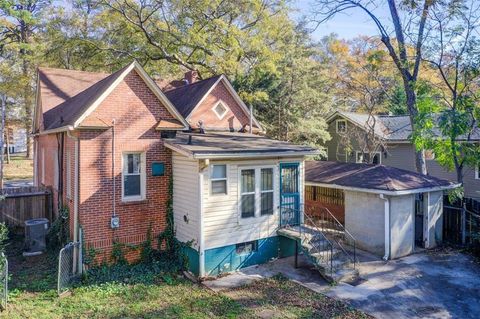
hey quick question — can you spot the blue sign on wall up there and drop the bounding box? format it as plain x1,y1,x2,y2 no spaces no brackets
152,162,165,176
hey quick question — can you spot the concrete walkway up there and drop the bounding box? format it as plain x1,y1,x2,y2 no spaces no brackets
203,250,480,319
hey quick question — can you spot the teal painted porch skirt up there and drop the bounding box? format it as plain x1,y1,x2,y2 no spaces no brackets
204,236,296,276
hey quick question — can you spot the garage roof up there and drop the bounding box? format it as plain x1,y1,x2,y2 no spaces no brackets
305,161,459,195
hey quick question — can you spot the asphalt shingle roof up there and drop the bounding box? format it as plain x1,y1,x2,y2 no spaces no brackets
42,65,129,130
163,75,222,118
333,111,480,141
305,161,457,192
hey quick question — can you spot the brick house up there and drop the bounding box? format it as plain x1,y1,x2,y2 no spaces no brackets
33,61,318,274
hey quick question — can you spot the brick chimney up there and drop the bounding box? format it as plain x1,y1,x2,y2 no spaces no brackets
184,70,199,84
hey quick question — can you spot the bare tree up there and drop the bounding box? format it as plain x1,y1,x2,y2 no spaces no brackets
336,111,388,164
313,0,436,174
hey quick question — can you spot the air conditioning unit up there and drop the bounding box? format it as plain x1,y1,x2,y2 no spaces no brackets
24,218,49,256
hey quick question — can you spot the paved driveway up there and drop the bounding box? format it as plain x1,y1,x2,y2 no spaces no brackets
204,250,480,319
326,250,480,319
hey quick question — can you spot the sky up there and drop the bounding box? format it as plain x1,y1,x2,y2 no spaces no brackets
293,0,391,40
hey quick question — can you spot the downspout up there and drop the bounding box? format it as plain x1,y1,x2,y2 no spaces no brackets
67,130,79,244
379,194,390,260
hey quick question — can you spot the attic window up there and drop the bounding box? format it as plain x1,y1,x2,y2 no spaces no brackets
336,119,347,133
212,101,228,120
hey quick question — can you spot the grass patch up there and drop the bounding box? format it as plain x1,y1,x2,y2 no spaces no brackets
1,234,369,319
3,154,33,181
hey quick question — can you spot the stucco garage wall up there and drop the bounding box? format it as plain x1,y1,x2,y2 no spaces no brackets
389,194,414,259
345,191,385,255
427,191,443,248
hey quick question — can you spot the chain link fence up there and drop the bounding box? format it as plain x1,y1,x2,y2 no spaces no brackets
57,241,82,295
0,252,7,310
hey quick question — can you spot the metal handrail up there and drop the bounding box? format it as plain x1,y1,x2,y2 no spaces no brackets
313,207,357,269
301,211,335,278
279,205,334,278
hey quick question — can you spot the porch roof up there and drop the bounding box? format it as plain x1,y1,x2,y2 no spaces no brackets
305,161,460,195
164,132,320,159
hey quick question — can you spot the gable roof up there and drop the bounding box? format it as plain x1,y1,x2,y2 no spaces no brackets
164,75,222,118
305,161,459,195
327,110,480,141
164,75,262,130
36,61,189,133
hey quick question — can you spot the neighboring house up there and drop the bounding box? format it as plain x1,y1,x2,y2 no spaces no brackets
305,161,458,259
33,61,318,277
4,122,27,154
324,111,480,199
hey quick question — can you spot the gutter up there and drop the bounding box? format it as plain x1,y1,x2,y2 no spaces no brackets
35,125,74,136
379,194,390,260
66,131,79,244
305,181,461,196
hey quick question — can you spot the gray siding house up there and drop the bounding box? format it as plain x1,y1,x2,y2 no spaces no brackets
324,111,480,199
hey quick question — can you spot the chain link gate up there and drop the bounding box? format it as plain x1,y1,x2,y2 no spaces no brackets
0,252,7,310
57,241,82,295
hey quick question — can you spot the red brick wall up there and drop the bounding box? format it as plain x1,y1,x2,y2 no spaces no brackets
78,70,174,263
35,134,60,219
188,81,251,131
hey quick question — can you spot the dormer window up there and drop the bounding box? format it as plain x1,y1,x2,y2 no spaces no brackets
212,101,228,120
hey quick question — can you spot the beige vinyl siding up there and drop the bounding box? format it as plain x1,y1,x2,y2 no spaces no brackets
202,158,304,250
384,143,480,198
172,152,200,249
383,143,416,171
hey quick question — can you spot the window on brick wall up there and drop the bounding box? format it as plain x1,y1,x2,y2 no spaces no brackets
66,151,72,199
122,152,146,201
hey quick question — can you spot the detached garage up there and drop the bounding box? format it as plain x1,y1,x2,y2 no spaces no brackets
305,161,460,259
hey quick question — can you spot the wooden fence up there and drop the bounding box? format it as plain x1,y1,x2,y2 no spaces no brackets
443,196,480,246
0,186,53,227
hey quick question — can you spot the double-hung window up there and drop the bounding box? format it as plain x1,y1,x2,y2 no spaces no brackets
240,167,275,218
260,168,274,215
122,152,145,201
211,164,227,195
476,163,480,180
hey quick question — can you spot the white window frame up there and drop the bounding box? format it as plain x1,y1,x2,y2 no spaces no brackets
210,164,228,195
476,163,480,180
336,119,347,133
356,151,381,164
238,165,277,220
121,152,146,202
66,151,72,199
211,100,229,120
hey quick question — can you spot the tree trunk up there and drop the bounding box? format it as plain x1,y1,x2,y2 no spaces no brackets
403,77,427,174
5,129,10,164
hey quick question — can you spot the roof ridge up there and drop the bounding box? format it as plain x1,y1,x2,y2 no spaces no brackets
163,74,222,93
38,66,110,76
